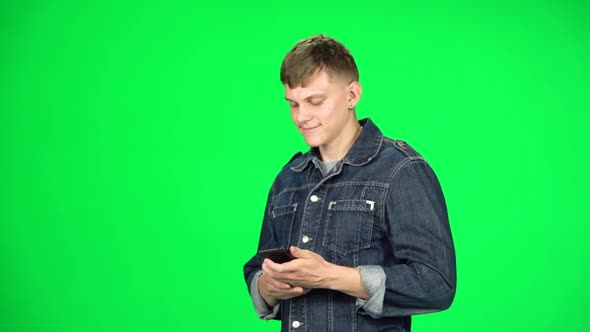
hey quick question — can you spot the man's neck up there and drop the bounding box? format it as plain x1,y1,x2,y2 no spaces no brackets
319,121,362,162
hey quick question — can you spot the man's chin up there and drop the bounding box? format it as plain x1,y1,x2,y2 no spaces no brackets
302,139,321,148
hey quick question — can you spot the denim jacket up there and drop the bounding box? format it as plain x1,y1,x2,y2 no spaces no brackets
243,118,456,332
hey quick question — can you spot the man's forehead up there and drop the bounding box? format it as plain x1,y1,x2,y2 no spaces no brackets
284,71,343,99
284,87,328,99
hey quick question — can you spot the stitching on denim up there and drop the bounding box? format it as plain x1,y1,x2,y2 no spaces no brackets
274,181,389,199
327,181,389,188
271,203,297,219
387,158,425,184
382,158,427,252
290,153,313,171
383,138,421,159
268,179,278,218
351,256,358,332
322,205,374,256
360,185,368,198
379,183,388,232
327,289,332,332
345,135,383,167
302,296,307,332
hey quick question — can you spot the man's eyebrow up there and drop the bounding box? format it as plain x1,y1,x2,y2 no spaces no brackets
305,94,326,100
284,94,326,102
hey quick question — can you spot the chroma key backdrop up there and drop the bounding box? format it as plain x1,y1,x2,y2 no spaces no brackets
1,1,588,331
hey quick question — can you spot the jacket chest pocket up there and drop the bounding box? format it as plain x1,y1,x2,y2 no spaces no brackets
271,203,298,248
322,199,375,256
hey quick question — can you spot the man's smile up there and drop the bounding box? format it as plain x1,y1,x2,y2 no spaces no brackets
301,124,321,131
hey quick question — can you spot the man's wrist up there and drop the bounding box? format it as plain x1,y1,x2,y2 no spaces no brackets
258,272,280,307
325,262,343,290
326,264,369,300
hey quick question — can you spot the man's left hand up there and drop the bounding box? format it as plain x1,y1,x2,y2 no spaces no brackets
261,246,334,290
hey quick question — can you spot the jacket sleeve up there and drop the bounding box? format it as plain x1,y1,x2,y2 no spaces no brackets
361,159,456,318
243,182,282,321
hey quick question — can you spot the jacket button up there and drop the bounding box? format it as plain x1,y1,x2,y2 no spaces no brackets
310,195,319,202
292,320,302,328
302,235,310,243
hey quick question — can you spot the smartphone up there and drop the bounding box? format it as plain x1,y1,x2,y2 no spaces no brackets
258,248,294,264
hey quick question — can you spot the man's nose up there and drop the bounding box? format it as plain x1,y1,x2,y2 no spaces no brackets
296,105,312,124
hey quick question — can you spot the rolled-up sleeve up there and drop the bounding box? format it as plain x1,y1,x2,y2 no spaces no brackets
249,270,280,319
244,183,283,320
354,265,387,317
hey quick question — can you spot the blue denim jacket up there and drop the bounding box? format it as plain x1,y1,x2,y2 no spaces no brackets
243,118,456,331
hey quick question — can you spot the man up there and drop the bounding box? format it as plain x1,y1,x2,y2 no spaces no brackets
243,34,456,331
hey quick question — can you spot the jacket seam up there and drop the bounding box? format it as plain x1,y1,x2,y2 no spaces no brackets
272,181,390,200
381,158,426,232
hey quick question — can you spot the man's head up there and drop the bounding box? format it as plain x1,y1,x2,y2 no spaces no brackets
281,35,362,160
280,34,359,89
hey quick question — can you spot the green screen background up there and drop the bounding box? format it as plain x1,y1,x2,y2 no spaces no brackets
1,1,588,331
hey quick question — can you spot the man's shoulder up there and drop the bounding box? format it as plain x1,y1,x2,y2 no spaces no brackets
380,136,425,162
373,137,434,183
284,151,304,166
268,151,309,195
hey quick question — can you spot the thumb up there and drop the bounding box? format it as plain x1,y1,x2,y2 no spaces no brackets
290,246,313,259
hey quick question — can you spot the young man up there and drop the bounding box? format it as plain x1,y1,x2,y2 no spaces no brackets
243,35,456,331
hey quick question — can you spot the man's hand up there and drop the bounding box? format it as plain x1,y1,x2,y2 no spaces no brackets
258,267,310,308
262,246,333,289
262,246,370,300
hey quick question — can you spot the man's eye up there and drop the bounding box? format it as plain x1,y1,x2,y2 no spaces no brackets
310,100,324,106
289,103,299,108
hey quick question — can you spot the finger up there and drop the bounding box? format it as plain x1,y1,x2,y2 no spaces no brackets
291,286,306,293
290,246,314,259
264,258,287,273
264,275,292,290
267,282,305,295
261,260,271,275
262,258,276,267
273,286,305,297
262,267,294,288
262,259,284,276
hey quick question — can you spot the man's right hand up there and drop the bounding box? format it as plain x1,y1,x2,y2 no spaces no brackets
258,259,311,307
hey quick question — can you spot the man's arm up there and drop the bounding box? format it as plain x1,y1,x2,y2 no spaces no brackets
376,159,456,317
249,270,280,319
243,184,279,318
258,267,311,306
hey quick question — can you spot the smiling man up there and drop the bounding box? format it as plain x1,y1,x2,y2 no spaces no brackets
243,35,456,331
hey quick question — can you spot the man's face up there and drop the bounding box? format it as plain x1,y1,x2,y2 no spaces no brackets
284,70,357,150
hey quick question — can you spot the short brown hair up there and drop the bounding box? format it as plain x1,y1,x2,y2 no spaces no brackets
280,34,359,88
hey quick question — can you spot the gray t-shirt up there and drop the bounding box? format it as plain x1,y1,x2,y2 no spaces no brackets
317,159,340,177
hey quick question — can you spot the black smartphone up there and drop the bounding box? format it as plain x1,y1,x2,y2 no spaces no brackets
258,248,295,264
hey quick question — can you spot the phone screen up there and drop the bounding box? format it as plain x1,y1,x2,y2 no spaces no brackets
258,248,294,264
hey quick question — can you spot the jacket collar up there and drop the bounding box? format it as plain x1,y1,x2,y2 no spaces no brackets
291,118,383,172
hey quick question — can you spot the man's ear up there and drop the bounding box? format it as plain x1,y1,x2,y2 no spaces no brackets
347,81,362,107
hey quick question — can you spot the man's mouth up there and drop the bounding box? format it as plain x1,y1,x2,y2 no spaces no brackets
301,124,321,131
